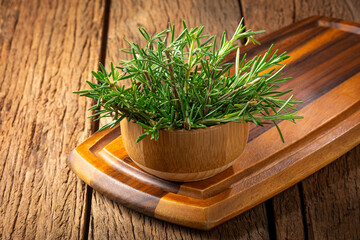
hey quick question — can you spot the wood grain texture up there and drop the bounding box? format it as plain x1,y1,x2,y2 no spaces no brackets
105,0,243,65
301,145,360,239
89,0,270,238
89,195,269,240
294,0,360,23
0,0,104,239
272,185,305,240
2,0,359,238
240,2,360,239
120,119,248,181
240,0,295,37
67,16,360,232
241,0,360,36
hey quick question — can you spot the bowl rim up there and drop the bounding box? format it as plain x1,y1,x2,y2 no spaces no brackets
123,118,248,135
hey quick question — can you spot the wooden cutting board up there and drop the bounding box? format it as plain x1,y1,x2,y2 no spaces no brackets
68,16,360,230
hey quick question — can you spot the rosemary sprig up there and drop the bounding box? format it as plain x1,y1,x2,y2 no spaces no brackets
74,19,303,142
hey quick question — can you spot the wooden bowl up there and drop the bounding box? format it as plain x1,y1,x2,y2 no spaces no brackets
120,119,249,182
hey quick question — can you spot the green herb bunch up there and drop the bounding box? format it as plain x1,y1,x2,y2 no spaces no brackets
74,19,302,142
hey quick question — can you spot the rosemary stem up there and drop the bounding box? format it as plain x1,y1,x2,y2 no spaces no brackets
185,35,196,93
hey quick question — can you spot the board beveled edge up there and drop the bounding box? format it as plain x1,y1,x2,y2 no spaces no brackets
67,130,163,217
67,102,360,230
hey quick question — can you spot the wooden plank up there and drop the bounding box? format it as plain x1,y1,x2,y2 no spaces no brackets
301,145,360,239
89,0,270,238
240,0,360,36
0,0,104,239
271,186,305,240
240,0,295,37
89,197,269,240
294,0,360,23
240,2,360,239
105,0,244,64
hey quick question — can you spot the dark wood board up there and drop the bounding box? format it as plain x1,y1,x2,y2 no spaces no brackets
68,16,360,230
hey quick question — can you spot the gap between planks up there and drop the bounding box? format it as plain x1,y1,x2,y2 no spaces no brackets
82,0,112,239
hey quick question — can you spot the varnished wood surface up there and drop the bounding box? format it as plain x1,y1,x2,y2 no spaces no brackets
68,16,360,230
1,0,360,239
241,1,360,239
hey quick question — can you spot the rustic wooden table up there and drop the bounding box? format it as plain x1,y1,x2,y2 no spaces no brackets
1,0,359,239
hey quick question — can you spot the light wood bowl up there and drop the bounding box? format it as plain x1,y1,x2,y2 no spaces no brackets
120,119,249,182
